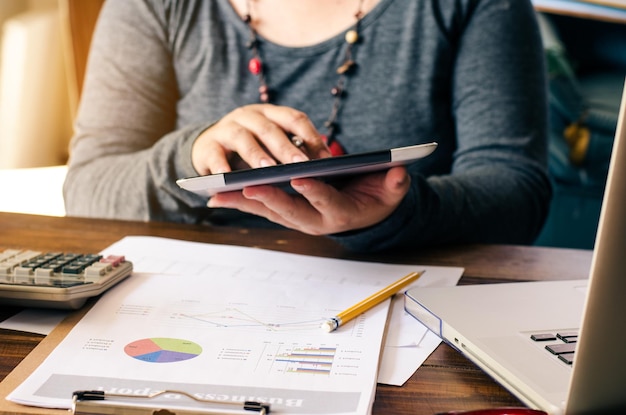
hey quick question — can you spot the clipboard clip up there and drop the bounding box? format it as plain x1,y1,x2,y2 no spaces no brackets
72,390,270,415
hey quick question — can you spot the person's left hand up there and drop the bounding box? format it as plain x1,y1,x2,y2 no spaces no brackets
207,166,410,235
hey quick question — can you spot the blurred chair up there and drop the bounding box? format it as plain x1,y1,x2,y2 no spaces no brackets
0,5,71,168
0,0,104,216
60,0,105,119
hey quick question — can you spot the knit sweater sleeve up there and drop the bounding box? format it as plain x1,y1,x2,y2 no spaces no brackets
63,0,211,223
330,0,552,252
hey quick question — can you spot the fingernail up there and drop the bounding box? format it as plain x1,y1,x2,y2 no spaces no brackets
291,180,308,191
260,158,276,167
318,149,332,158
292,154,308,163
396,174,409,188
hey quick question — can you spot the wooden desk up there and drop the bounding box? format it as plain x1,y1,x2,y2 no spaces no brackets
0,212,593,415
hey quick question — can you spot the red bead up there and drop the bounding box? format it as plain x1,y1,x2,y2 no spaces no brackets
322,134,345,156
329,141,345,156
248,57,262,75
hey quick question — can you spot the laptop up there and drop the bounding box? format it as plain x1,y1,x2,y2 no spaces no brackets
404,81,626,415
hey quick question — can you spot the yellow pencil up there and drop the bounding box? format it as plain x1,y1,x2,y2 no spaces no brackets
321,270,425,333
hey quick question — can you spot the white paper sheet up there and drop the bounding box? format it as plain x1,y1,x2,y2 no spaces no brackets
98,236,462,385
0,308,67,335
8,237,462,414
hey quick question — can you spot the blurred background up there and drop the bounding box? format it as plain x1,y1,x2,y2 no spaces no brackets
0,0,101,217
0,0,624,249
0,0,72,169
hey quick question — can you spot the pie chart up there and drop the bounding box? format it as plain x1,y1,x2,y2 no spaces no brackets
124,338,202,363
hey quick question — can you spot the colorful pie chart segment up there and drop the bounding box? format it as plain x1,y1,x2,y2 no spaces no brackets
124,338,202,363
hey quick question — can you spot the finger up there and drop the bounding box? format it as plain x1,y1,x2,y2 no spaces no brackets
291,167,410,230
241,185,316,229
257,105,331,160
322,167,409,206
192,133,233,175
221,117,281,168
288,179,356,231
245,179,364,235
199,140,231,175
382,167,411,202
209,186,306,230
231,107,310,165
194,118,278,173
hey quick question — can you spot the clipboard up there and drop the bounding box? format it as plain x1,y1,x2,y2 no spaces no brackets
0,304,271,415
0,306,90,415
71,390,269,414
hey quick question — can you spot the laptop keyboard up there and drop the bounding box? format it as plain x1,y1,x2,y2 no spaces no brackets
530,331,579,365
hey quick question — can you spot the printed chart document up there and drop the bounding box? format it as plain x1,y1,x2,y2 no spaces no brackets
7,237,462,414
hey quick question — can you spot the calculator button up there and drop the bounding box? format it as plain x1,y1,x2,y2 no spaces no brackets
62,265,85,274
0,263,19,277
13,251,42,264
101,255,125,267
0,249,21,262
35,268,54,277
0,267,16,282
85,263,110,278
34,268,54,285
14,267,35,284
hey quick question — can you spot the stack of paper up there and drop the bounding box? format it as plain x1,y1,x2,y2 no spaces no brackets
7,237,462,414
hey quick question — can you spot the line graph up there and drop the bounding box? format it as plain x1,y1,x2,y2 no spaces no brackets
169,306,325,332
158,302,366,337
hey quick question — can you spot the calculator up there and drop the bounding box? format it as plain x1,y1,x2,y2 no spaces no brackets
0,249,133,309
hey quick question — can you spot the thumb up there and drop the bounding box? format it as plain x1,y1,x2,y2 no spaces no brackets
385,167,411,199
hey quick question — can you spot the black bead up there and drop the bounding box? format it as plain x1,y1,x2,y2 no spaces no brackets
246,38,258,49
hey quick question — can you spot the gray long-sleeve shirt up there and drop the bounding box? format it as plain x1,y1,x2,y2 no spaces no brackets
64,0,551,252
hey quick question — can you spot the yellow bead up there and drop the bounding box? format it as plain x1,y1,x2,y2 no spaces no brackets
564,123,590,165
345,29,358,44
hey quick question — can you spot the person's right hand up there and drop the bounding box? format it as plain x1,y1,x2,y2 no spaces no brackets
208,165,411,236
191,104,332,176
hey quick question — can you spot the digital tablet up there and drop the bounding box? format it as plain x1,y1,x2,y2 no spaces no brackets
176,142,437,197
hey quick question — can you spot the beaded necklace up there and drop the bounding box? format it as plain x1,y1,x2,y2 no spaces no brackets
242,0,365,156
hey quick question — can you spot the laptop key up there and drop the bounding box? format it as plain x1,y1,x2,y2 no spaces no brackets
531,333,557,342
558,352,575,365
546,343,577,355
556,332,579,343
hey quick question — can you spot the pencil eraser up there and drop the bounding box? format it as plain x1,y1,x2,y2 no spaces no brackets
321,318,339,333
321,320,334,333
